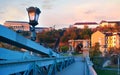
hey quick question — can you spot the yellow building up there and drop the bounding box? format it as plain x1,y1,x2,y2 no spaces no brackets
91,31,120,52
100,20,120,27
91,31,105,52
4,21,30,31
107,33,120,48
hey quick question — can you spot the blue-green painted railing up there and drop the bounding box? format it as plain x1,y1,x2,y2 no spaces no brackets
0,25,75,75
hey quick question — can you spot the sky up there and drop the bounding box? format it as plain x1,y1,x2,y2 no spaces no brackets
0,0,120,29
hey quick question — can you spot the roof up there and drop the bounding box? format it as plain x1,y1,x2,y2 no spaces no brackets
5,21,29,23
104,32,113,36
35,27,49,29
108,21,120,23
108,21,120,25
100,20,120,24
103,32,120,36
74,22,98,25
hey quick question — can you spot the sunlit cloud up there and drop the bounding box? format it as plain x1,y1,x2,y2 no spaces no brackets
84,9,96,14
0,0,120,29
41,0,56,9
0,6,28,24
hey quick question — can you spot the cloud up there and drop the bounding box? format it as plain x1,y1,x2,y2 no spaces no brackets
20,3,28,6
0,6,28,24
42,4,53,9
41,0,56,9
84,9,96,14
0,11,4,14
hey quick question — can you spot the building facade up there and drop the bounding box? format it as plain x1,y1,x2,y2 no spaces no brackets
91,31,106,52
91,31,120,53
4,21,30,31
106,32,120,48
35,27,52,33
71,22,99,29
100,20,120,27
68,39,90,51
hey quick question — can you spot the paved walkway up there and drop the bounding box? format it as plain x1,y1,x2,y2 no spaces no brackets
56,56,85,75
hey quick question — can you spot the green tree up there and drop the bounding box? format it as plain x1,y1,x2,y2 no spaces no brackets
89,42,102,68
80,27,92,39
60,46,69,53
37,30,60,48
90,42,102,58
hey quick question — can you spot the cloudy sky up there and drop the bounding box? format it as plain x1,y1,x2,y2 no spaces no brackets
0,0,120,29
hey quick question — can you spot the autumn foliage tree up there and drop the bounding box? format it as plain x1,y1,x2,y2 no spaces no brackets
36,27,93,52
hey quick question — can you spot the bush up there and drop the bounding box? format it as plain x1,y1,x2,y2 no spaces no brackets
61,46,69,53
92,57,104,68
111,55,118,64
89,42,102,58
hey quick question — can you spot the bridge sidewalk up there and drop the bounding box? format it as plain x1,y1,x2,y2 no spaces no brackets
56,56,85,75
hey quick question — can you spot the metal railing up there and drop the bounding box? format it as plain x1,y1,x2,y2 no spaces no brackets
0,25,59,57
0,25,75,75
85,56,97,75
0,56,74,75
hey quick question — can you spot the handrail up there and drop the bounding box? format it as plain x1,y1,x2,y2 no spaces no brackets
85,56,97,75
0,25,75,75
0,25,59,57
0,56,74,75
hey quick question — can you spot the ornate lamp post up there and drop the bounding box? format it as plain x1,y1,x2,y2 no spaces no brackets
27,6,41,41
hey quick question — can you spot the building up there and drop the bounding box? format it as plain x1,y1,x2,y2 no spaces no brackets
4,21,30,31
91,31,106,52
100,20,120,27
68,39,90,51
71,22,99,28
35,27,52,33
106,32,120,48
91,31,120,53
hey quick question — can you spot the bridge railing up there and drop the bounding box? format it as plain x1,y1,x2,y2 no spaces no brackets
0,56,74,75
0,25,75,75
85,56,97,75
0,25,59,57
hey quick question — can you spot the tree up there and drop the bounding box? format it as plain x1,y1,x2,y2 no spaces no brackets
61,27,77,42
90,42,102,58
89,42,102,68
60,46,69,53
37,29,62,48
80,27,92,39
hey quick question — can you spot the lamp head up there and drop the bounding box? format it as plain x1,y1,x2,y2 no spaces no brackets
27,7,41,26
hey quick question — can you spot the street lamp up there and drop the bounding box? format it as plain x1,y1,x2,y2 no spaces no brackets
27,6,41,41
